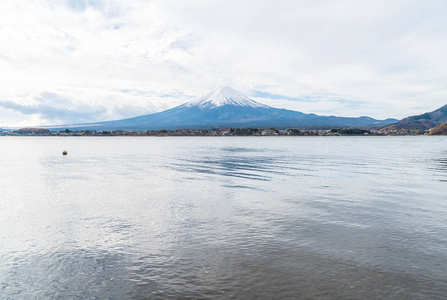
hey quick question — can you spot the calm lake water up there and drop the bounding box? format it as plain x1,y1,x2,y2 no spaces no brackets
0,136,446,299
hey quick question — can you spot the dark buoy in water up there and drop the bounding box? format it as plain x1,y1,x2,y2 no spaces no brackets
63,151,67,155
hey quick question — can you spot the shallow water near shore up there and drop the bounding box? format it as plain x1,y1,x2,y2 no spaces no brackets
0,136,446,299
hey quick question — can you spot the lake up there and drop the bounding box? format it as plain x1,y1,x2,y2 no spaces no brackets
0,136,446,299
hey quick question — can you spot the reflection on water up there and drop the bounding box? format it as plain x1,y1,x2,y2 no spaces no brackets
170,152,286,182
432,151,447,171
2,249,132,299
3,246,445,299
0,136,446,299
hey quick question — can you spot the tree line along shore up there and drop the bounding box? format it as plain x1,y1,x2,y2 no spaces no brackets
1,127,438,136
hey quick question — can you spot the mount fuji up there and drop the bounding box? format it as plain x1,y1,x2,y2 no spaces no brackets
62,86,397,130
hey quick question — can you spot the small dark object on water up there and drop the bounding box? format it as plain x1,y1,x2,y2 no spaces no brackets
63,151,67,155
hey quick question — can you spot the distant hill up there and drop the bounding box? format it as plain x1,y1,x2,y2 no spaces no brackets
17,128,51,135
49,86,397,131
382,104,447,131
429,123,447,135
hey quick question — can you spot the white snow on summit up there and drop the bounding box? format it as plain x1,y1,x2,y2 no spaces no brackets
186,86,270,109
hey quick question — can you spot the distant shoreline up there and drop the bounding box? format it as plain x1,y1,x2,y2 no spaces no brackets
1,124,435,137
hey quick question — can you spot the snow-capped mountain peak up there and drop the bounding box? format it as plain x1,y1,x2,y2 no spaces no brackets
185,86,269,109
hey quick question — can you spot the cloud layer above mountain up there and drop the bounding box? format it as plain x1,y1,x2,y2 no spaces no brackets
1,0,446,126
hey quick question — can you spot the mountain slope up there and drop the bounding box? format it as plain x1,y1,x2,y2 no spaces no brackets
382,104,447,131
185,86,268,109
58,86,397,130
429,123,447,135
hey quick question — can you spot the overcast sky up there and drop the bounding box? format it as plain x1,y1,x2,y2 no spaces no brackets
1,0,446,127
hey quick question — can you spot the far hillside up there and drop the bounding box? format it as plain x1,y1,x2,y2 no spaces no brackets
382,104,447,131
429,123,447,135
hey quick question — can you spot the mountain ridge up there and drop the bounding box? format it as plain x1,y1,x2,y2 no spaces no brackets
47,86,398,130
382,104,447,131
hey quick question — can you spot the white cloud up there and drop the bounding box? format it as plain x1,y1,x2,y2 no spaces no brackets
1,0,447,127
